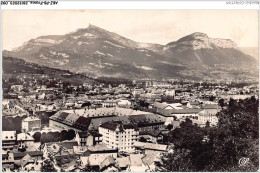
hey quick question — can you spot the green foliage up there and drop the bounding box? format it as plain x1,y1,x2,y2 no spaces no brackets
218,98,225,108
157,97,259,171
40,133,55,144
82,165,100,172
40,129,76,144
209,95,215,101
33,132,42,142
210,96,259,171
41,159,57,172
166,124,173,131
168,118,204,150
156,148,194,172
82,102,91,108
67,129,76,140
139,136,147,142
139,100,150,108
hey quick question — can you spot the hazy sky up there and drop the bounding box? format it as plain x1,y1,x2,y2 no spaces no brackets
2,10,259,50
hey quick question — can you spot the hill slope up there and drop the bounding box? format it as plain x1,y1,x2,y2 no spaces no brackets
2,56,97,85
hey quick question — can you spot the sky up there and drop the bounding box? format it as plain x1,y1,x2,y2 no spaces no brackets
2,10,259,50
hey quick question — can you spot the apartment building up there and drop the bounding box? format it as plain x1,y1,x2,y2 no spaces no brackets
21,116,41,132
99,121,139,153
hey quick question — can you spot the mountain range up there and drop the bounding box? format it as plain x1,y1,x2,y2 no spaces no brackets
3,24,258,81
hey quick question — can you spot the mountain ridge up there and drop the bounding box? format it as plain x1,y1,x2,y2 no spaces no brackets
3,24,258,81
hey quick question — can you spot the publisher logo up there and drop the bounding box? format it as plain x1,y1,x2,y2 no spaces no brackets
239,157,249,166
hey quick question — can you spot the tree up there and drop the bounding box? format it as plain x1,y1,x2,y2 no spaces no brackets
60,130,68,141
209,95,215,101
52,131,62,142
139,100,149,108
205,121,210,128
67,129,76,140
82,160,100,172
168,118,204,148
82,102,91,108
166,124,173,131
210,97,259,171
33,132,42,142
156,148,195,172
167,118,211,171
41,159,57,172
83,164,92,172
158,97,259,172
40,132,55,144
218,98,225,108
21,88,29,93
139,137,147,142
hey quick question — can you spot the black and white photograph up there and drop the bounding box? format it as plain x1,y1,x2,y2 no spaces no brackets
1,8,259,172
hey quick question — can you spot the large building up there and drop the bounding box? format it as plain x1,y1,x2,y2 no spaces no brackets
99,121,139,153
165,89,175,97
2,131,17,152
49,112,91,132
49,108,165,132
101,100,118,108
129,114,165,131
21,116,41,132
159,109,202,121
17,133,35,151
75,131,102,146
197,110,218,126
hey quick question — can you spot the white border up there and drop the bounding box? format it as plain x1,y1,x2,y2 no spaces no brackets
0,0,259,173
1,1,259,10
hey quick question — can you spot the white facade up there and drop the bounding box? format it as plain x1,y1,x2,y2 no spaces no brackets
101,101,118,108
99,124,139,153
75,132,94,146
118,100,131,108
172,112,199,120
17,133,35,150
22,116,41,132
198,110,218,126
165,90,175,97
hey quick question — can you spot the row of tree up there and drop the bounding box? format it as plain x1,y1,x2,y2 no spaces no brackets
33,129,76,144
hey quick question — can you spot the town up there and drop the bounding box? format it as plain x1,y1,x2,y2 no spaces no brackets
2,70,258,172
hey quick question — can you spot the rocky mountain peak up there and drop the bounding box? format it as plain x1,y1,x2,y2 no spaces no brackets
88,24,103,30
189,32,209,38
166,32,237,51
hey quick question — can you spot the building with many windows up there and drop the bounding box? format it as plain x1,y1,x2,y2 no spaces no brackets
21,116,41,132
49,108,165,132
75,131,102,146
99,121,139,153
101,100,118,108
2,131,17,152
197,110,218,126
